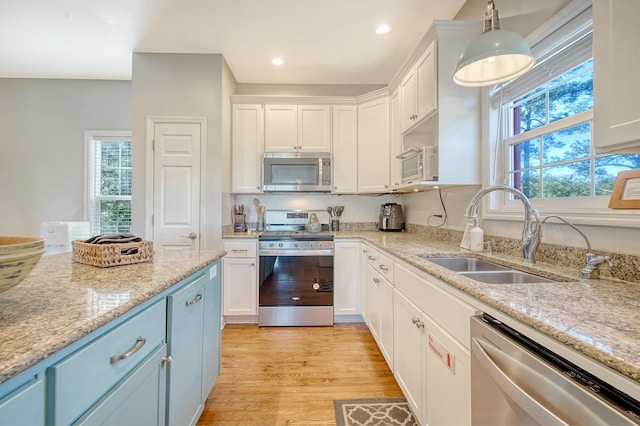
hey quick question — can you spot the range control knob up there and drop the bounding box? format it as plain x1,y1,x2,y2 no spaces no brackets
294,243,299,248
278,243,283,248
269,243,274,248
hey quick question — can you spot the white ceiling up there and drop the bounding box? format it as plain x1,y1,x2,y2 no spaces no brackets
0,0,468,84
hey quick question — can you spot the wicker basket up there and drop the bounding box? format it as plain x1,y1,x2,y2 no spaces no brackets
72,240,154,268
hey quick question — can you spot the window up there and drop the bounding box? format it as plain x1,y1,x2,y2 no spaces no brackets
487,2,640,222
504,59,640,201
86,131,132,235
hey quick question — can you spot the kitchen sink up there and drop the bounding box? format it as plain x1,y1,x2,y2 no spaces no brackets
422,256,511,272
422,255,558,284
458,270,555,284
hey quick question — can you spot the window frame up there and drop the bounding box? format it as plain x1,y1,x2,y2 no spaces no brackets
84,130,133,235
481,0,640,229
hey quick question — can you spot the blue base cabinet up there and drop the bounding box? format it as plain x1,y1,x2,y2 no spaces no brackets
0,260,222,426
74,345,167,425
167,262,221,425
0,376,45,426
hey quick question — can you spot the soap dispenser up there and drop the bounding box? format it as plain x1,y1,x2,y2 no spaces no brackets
469,218,484,252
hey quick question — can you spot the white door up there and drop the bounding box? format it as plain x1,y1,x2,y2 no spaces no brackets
152,121,202,253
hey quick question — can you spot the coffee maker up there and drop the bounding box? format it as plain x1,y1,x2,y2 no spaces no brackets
379,203,405,231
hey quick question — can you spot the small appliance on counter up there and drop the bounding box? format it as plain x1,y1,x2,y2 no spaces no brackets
379,203,404,231
40,221,90,255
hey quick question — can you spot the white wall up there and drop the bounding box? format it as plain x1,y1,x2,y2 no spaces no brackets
0,78,131,236
233,194,400,226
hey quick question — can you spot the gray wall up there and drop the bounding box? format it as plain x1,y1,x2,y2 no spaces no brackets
0,79,131,236
131,52,229,250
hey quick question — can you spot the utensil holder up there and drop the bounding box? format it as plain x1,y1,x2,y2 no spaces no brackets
234,214,246,232
331,219,340,231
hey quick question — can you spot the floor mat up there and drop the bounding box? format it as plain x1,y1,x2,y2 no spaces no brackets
333,398,418,426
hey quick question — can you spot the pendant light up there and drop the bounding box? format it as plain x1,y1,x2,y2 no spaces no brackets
453,1,534,87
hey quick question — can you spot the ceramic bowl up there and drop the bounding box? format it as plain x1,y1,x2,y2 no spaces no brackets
0,236,45,294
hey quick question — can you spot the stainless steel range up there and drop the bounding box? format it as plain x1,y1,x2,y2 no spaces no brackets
258,210,334,326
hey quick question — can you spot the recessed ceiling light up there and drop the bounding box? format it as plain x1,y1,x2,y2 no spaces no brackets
272,58,284,65
376,24,390,35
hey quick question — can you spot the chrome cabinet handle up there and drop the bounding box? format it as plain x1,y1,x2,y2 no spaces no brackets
186,293,203,306
181,232,197,240
232,249,248,252
379,264,389,272
111,336,146,364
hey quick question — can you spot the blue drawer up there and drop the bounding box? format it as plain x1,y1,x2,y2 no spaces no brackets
48,300,166,425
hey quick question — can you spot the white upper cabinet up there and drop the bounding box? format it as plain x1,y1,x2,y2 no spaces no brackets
392,21,482,189
332,104,359,194
232,104,263,193
358,93,390,193
400,41,437,134
264,104,331,152
593,0,640,153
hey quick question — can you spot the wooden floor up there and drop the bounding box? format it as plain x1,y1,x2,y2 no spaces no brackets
197,323,404,425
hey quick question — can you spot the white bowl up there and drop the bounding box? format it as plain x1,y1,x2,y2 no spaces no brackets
0,236,45,294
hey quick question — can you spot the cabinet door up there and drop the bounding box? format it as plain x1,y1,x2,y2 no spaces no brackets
298,105,331,152
367,266,393,368
332,105,358,193
424,315,471,426
593,0,640,152
202,262,222,396
358,96,390,193
334,241,361,317
393,290,426,425
400,71,417,134
416,41,437,121
360,244,370,324
264,105,298,152
232,104,263,193
0,376,45,426
74,345,167,426
167,275,207,426
390,89,403,189
222,257,258,316
378,277,394,369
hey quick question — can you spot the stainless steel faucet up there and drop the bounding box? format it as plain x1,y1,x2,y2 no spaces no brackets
465,185,542,264
541,215,612,279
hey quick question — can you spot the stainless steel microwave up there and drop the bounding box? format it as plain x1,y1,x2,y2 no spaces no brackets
263,152,332,192
397,146,438,183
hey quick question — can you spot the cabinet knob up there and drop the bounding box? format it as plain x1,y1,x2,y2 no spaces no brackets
250,263,255,267
161,355,173,368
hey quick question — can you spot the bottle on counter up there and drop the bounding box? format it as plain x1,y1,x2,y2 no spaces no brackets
469,218,484,252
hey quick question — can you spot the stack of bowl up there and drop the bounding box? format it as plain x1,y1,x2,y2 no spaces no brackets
0,236,45,294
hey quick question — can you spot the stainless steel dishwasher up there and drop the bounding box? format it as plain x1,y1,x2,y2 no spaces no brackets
471,314,640,425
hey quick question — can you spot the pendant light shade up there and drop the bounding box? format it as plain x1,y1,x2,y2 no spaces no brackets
453,1,534,87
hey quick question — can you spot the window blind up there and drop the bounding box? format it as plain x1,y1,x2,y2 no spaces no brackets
490,6,593,108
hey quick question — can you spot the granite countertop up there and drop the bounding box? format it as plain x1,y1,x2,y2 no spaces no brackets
334,230,640,391
0,249,225,385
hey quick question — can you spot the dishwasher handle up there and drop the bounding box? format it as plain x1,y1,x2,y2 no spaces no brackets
471,337,567,425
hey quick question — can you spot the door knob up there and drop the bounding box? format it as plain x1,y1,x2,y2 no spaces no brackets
181,232,197,240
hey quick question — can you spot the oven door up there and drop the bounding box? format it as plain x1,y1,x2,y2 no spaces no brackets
258,249,334,326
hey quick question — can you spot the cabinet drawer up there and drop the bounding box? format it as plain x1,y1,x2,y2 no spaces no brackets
395,263,476,349
223,240,257,258
365,247,394,283
48,300,166,425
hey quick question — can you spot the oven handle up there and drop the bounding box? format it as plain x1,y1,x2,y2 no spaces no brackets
258,249,334,256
